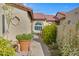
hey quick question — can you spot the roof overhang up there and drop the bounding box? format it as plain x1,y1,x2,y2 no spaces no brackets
5,3,33,20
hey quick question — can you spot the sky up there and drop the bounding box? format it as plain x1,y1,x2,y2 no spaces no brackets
24,3,79,15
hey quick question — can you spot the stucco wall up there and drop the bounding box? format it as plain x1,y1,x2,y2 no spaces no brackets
5,6,32,41
57,8,79,49
44,21,53,26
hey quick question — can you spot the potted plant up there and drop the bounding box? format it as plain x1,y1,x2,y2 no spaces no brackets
16,34,33,53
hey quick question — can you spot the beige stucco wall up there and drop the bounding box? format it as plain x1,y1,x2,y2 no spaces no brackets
44,21,53,26
57,8,79,48
4,5,32,41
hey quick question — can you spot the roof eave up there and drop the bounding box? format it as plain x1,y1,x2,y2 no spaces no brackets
5,3,33,20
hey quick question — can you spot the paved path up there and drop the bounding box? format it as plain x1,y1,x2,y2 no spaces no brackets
33,34,50,56
33,38,50,56
30,40,44,56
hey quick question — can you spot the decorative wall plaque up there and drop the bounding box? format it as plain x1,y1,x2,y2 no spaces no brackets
11,16,20,26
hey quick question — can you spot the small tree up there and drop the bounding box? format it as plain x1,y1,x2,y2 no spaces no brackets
42,23,57,45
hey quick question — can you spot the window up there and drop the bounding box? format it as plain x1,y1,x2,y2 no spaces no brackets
68,20,71,24
2,14,5,34
35,22,42,31
75,12,78,14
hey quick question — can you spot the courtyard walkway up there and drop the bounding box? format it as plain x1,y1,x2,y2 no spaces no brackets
30,40,44,56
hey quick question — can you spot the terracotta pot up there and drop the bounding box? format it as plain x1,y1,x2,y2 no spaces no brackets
19,40,31,53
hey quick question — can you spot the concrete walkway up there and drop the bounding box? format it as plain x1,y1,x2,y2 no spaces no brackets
30,40,44,56
33,34,50,56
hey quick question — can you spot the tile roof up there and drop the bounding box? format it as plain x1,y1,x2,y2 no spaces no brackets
57,12,66,16
33,12,66,22
53,16,61,21
6,3,32,12
54,12,66,21
45,15,56,22
33,13,45,20
33,13,58,22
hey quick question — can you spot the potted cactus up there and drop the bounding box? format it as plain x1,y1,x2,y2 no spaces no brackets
16,34,32,53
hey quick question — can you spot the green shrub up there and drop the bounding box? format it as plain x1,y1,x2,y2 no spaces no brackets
42,23,57,45
16,33,33,41
0,37,16,56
